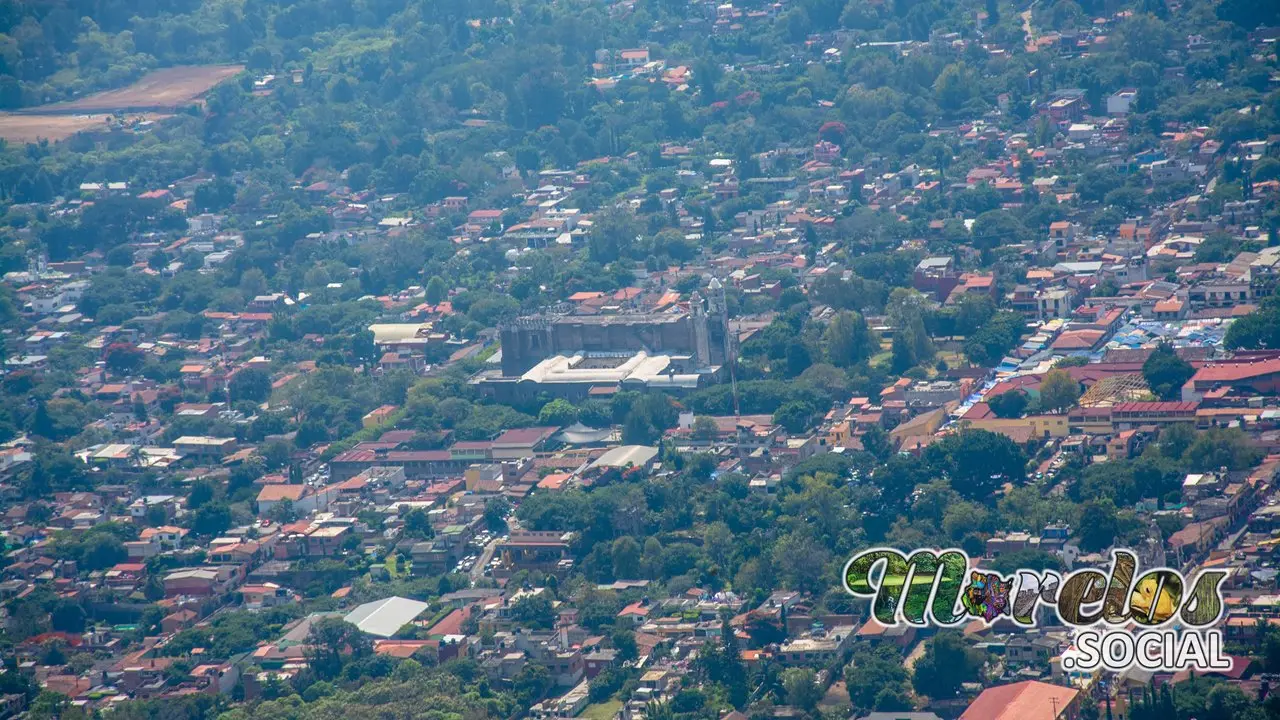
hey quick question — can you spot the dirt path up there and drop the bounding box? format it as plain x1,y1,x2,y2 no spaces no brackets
1022,6,1038,52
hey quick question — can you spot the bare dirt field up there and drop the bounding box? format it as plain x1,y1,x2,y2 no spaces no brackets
30,65,245,113
0,112,173,143
0,64,243,143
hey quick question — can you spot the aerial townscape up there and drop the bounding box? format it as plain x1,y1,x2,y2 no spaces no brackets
3,0,1280,718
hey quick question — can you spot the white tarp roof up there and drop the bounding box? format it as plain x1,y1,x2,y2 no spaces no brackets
343,596,430,637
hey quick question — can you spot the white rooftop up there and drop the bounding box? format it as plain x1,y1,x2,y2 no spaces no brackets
589,445,659,470
344,596,430,637
520,351,703,387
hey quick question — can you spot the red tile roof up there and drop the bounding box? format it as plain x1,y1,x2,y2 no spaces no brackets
987,375,1044,397
1192,358,1280,383
492,426,560,447
618,601,651,617
428,606,472,636
1050,329,1105,350
257,485,306,502
960,680,1079,720
963,402,994,420
537,473,571,490
374,639,438,658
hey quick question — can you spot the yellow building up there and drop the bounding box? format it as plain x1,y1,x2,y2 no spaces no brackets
962,414,1069,442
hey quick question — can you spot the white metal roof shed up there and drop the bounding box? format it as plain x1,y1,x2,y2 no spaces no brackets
343,596,430,638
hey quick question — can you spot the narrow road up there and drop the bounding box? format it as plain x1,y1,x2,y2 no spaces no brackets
469,514,520,583
470,537,500,582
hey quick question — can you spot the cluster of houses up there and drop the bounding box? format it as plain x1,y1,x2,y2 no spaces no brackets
3,8,1280,720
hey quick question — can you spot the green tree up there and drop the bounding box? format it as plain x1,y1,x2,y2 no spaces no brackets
785,340,813,377
891,331,917,372
934,62,978,113
194,178,236,212
772,531,830,594
1078,499,1121,552
861,425,891,460
872,454,932,512
990,549,1064,576
611,536,641,579
611,628,638,662
825,310,875,367
1158,422,1196,460
965,311,1026,366
622,412,658,445
484,496,511,531
1185,427,1263,472
510,592,555,629
912,631,982,700
1038,369,1081,413
956,294,996,335
403,508,434,539
987,389,1028,419
239,268,268,299
692,416,719,441
229,367,272,403
513,663,552,706
425,276,448,305
588,206,640,263
305,618,371,680
190,503,232,537
781,668,822,712
971,210,1029,252
187,479,216,510
350,329,378,366
1142,344,1194,401
104,343,145,376
537,399,578,427
295,419,328,448
925,429,1027,500
267,498,297,524
846,646,912,713
773,401,814,433
259,440,292,469
50,600,86,633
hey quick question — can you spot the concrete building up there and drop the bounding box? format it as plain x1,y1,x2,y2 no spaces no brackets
163,566,241,598
775,625,857,666
903,380,965,409
1107,88,1139,115
476,279,734,400
173,436,237,461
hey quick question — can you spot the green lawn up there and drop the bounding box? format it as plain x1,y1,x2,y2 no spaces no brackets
580,700,623,720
